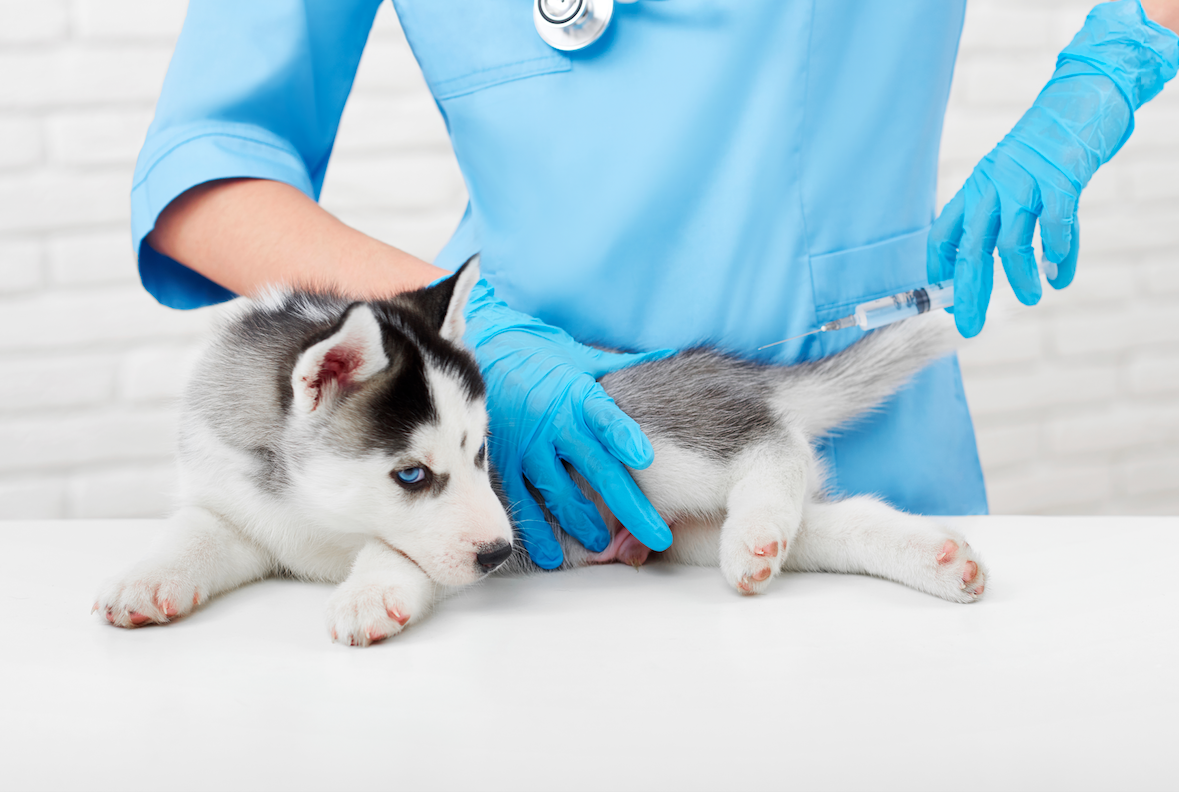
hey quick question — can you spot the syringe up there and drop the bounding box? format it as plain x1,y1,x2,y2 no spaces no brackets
758,281,954,350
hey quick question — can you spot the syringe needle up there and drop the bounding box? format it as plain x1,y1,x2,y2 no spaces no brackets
757,328,822,351
756,314,857,351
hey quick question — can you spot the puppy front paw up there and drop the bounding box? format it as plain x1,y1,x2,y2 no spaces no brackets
325,580,426,647
94,563,204,628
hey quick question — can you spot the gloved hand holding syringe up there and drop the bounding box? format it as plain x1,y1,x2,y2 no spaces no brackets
758,254,1062,350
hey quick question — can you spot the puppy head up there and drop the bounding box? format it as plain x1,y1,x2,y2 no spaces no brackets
288,257,515,585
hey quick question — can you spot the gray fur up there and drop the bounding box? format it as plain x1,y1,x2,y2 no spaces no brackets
602,348,777,461
603,312,958,460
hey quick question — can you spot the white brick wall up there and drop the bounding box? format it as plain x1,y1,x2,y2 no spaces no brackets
950,0,1179,515
0,0,1176,519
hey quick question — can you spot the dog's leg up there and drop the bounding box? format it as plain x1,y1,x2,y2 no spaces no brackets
718,434,810,595
95,505,274,627
324,539,435,647
786,496,986,603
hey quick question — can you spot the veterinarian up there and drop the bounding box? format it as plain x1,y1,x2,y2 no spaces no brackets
131,1,1179,568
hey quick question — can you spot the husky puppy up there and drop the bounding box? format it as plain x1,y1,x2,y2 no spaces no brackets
96,260,986,646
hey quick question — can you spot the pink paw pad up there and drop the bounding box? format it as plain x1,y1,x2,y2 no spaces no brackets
366,629,387,643
387,609,409,626
751,567,772,582
936,540,958,565
753,541,780,559
962,560,978,584
160,600,179,618
129,612,149,625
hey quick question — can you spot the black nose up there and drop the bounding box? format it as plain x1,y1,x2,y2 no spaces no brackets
476,541,512,571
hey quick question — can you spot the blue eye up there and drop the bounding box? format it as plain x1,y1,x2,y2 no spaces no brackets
394,467,428,487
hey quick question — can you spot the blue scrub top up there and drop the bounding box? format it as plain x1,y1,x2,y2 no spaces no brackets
131,0,988,516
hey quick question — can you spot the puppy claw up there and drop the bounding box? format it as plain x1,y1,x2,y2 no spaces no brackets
95,565,203,629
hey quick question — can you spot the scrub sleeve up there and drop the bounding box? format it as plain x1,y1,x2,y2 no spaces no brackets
130,0,384,310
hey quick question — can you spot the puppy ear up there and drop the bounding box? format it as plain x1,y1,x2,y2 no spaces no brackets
438,255,481,343
291,304,388,413
411,255,481,343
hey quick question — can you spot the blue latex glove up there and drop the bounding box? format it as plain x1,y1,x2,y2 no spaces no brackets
464,278,674,569
929,0,1178,338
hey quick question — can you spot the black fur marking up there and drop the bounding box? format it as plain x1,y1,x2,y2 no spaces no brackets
475,440,487,469
402,267,459,333
371,296,485,404
249,445,288,494
429,471,450,498
361,331,438,455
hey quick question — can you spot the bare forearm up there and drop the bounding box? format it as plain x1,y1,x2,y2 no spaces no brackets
146,179,448,300
1141,0,1179,33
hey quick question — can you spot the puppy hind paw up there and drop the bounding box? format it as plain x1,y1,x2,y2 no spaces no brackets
930,538,987,603
721,532,786,596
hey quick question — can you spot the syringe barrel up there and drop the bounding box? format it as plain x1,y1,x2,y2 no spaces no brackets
854,281,954,330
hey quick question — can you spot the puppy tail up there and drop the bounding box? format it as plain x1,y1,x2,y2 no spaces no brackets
770,312,964,436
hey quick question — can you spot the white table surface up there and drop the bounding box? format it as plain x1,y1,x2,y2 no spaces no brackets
1,516,1176,792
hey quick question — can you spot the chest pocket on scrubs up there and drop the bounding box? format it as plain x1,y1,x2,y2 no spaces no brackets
391,0,571,100
808,225,932,357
